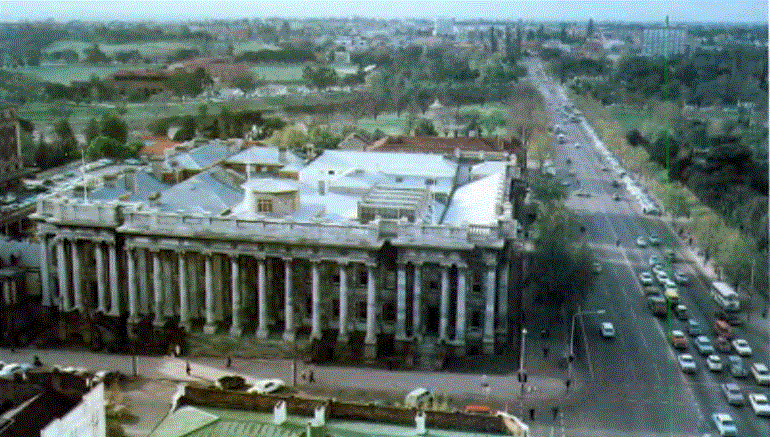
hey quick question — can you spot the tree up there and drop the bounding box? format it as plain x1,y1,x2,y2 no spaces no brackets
100,114,128,145
268,125,307,150
309,126,342,149
85,118,100,145
85,43,110,64
173,115,197,141
481,110,506,136
86,136,139,160
505,26,513,61
55,118,77,157
489,26,498,53
414,119,437,136
586,18,595,38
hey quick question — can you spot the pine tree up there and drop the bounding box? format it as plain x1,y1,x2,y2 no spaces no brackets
587,18,595,38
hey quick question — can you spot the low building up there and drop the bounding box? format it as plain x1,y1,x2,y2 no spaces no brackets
32,144,523,358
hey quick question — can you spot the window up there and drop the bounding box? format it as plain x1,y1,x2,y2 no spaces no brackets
257,198,273,213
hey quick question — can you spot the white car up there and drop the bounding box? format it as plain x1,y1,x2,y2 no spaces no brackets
712,413,737,436
750,363,770,385
600,322,615,338
674,271,689,285
706,354,723,372
721,383,744,405
655,270,669,283
678,354,696,373
748,393,770,416
639,272,654,285
636,236,647,247
247,378,285,394
731,338,752,356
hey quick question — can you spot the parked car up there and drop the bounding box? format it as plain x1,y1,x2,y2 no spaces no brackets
750,363,770,385
678,354,696,373
600,322,615,338
714,336,731,352
721,383,745,406
706,354,723,372
713,319,733,340
694,336,714,355
727,355,748,378
669,330,687,349
731,338,752,356
636,236,647,247
639,272,654,285
648,235,661,245
674,271,689,285
748,393,770,416
248,378,285,394
711,413,737,436
673,304,688,321
648,255,660,267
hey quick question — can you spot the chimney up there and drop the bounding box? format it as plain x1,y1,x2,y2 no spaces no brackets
124,168,137,192
273,401,287,425
415,412,427,435
150,157,163,181
279,146,287,163
318,180,326,195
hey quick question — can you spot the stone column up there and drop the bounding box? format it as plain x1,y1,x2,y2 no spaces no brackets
364,263,377,359
483,261,497,354
95,243,107,313
179,252,190,332
203,253,216,334
108,243,120,316
40,236,51,307
229,255,242,336
71,240,84,312
282,258,295,342
214,255,224,322
439,264,450,341
138,249,149,315
498,260,510,338
256,257,268,339
310,260,321,340
126,248,138,324
455,266,467,356
162,253,173,318
57,239,69,311
412,263,422,339
395,262,407,342
337,262,348,343
152,250,164,327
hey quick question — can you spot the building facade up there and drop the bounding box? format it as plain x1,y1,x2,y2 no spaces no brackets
641,26,688,57
32,146,522,358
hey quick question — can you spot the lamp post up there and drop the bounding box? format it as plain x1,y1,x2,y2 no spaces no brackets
519,328,528,396
567,307,605,388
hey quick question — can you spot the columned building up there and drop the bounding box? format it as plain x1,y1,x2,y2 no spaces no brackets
32,146,522,357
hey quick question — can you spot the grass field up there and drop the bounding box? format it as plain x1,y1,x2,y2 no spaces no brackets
3,64,164,84
356,103,511,136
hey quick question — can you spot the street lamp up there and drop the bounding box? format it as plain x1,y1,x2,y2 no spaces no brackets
518,328,528,401
567,307,605,388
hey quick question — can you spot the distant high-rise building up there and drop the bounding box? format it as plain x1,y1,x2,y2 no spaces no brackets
641,26,687,56
433,17,454,37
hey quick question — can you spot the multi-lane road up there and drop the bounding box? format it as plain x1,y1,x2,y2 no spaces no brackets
527,57,769,436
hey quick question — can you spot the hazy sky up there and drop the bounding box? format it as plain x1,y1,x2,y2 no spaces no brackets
3,0,768,24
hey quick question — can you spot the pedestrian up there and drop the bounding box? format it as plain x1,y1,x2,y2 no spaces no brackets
552,406,558,420
309,370,314,383
529,408,535,421
226,356,231,368
543,346,549,359
33,356,41,367
186,361,191,376
565,378,570,390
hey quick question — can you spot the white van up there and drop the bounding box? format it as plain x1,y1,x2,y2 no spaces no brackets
712,281,740,311
404,387,432,408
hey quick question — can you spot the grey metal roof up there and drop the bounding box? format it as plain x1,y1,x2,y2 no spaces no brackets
89,171,170,202
165,141,233,171
158,169,243,214
242,178,299,193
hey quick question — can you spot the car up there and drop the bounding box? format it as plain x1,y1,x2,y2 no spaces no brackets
612,193,621,201
731,338,752,356
248,378,285,394
661,278,677,289
655,270,670,283
216,375,247,391
714,336,731,352
591,262,602,273
750,363,770,385
727,355,748,378
693,335,714,355
567,170,576,177
652,264,666,275
561,180,571,187
600,322,615,338
635,236,647,247
673,271,689,285
574,190,591,197
663,248,675,261
674,304,689,321
648,255,660,267
639,272,654,285
0,363,24,378
574,142,581,148
601,166,609,172
678,354,696,373
686,319,702,336
706,354,723,372
748,393,770,416
669,330,687,349
712,413,737,436
612,180,620,188
647,235,661,245
721,383,745,405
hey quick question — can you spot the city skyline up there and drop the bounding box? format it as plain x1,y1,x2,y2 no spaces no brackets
3,0,768,24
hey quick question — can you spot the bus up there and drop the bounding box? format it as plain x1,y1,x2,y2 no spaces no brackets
711,281,740,311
